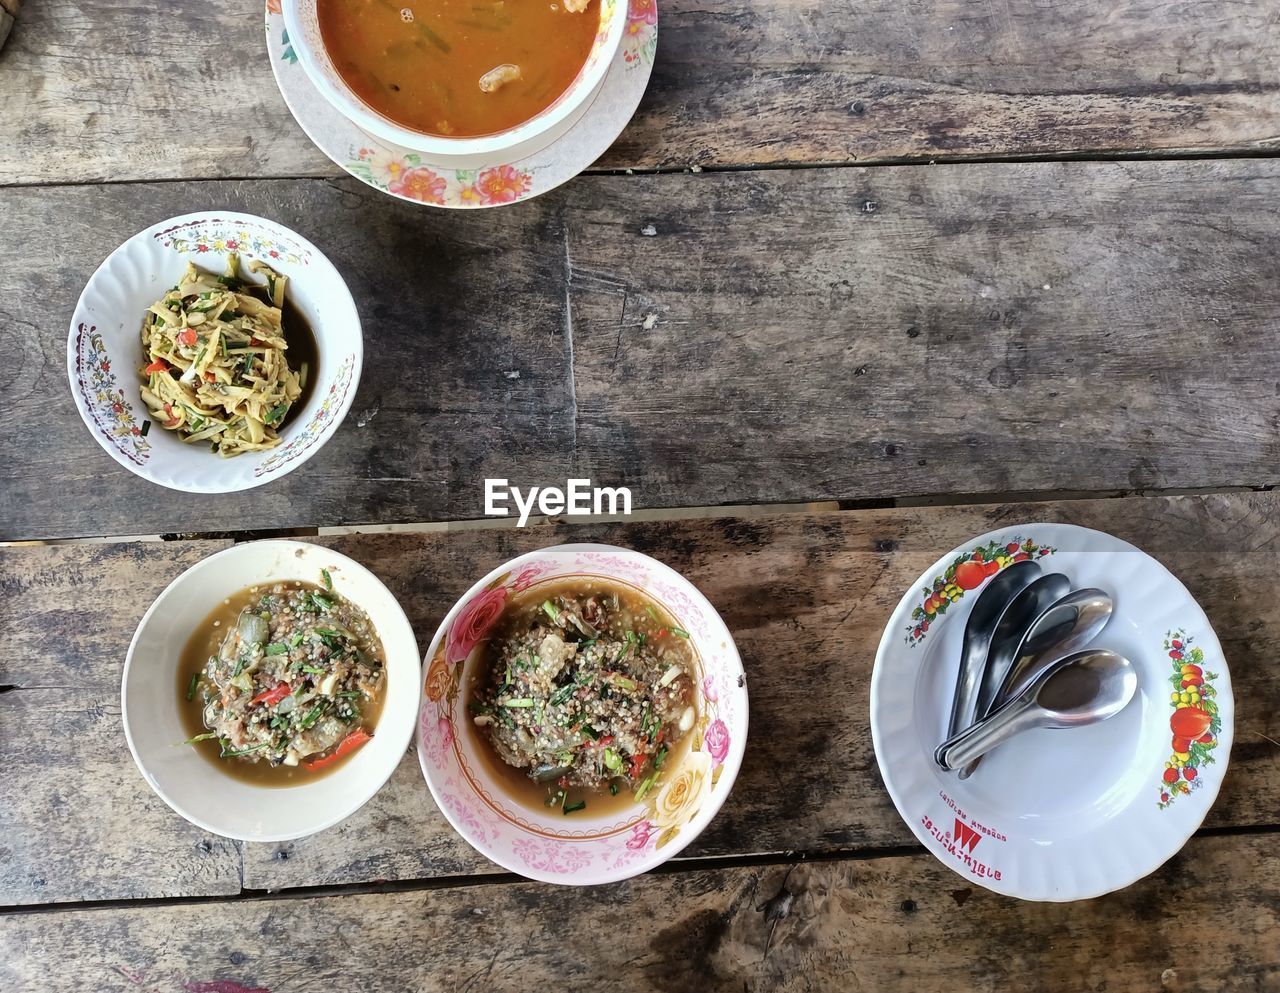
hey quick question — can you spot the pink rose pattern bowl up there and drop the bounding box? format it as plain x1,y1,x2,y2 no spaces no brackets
417,544,748,884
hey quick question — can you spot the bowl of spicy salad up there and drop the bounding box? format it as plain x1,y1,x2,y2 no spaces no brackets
123,539,419,841
417,543,748,884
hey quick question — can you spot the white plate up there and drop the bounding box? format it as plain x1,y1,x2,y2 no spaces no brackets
67,211,362,492
871,523,1234,901
265,0,657,208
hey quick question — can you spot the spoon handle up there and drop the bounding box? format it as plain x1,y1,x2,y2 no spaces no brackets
935,696,1042,771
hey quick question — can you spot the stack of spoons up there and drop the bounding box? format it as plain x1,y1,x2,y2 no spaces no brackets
935,559,1140,775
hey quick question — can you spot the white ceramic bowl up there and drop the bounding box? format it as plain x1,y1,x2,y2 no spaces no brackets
282,0,627,162
417,543,748,884
123,540,420,842
68,211,362,493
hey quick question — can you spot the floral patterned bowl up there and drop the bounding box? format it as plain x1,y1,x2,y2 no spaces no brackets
282,0,628,163
417,543,748,884
67,212,361,493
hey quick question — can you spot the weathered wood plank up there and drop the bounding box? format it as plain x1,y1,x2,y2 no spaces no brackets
5,491,1280,903
0,541,243,905
4,0,1280,185
7,161,1280,538
4,833,1278,993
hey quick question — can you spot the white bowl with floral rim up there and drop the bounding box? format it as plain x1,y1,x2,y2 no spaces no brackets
282,0,627,164
871,523,1234,901
123,540,420,841
67,211,362,493
417,543,748,884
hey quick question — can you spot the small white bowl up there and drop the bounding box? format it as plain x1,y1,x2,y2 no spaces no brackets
282,0,627,163
417,543,748,884
67,211,362,493
123,540,420,842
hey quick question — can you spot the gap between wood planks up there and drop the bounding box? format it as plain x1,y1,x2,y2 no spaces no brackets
1,821,1278,919
0,483,1270,548
8,144,1280,193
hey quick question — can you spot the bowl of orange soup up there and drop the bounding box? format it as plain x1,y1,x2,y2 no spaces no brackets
283,0,628,161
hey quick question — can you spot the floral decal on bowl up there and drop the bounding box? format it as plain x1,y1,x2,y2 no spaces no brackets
905,536,1057,646
152,217,312,266
253,353,356,477
347,148,534,208
624,0,657,66
1158,629,1222,809
75,324,152,465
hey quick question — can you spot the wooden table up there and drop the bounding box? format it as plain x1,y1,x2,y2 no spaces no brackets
3,2,1280,990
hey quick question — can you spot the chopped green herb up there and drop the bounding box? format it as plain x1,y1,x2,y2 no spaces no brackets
220,742,268,758
563,800,586,815
602,747,623,772
321,568,333,590
183,732,216,745
670,628,691,638
609,781,619,796
300,701,328,729
186,672,200,701
634,773,659,802
645,605,659,621
140,419,152,437
501,697,536,708
336,691,362,699
549,683,575,707
654,744,669,769
264,642,289,656
541,599,560,621
615,631,637,663
288,631,304,648
264,402,289,425
301,664,327,674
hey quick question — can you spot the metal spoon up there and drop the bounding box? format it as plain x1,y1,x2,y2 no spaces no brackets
946,559,1042,750
958,572,1072,779
994,587,1114,706
935,649,1138,771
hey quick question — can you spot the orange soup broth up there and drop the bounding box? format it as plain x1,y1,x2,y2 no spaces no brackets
317,0,602,138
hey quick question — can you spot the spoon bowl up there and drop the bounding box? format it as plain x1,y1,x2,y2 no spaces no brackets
997,588,1114,704
935,649,1137,772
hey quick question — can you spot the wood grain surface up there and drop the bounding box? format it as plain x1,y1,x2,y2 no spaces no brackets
4,492,1278,905
4,0,1280,185
3,831,1277,993
9,160,1280,539
0,541,243,905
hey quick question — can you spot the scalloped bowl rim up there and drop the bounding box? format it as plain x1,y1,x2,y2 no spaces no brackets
65,210,362,493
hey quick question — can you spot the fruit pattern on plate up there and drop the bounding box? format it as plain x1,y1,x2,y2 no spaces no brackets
1159,629,1222,809
905,536,1056,646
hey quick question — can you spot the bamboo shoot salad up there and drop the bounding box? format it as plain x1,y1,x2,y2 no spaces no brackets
139,254,306,456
